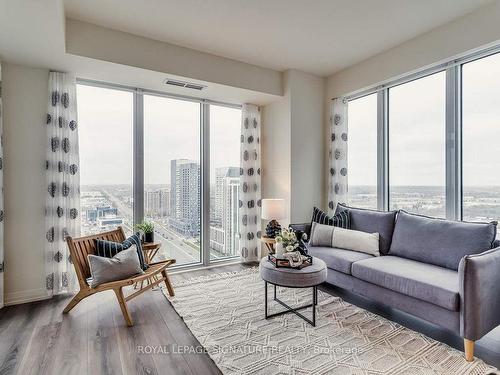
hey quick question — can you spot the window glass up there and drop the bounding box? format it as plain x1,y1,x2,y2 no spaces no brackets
144,95,201,265
347,94,378,209
389,72,446,217
209,105,241,260
462,53,500,224
77,85,133,236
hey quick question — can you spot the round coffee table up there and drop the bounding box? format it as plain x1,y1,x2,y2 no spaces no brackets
259,257,327,326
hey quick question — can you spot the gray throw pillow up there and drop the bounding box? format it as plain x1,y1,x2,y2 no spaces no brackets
88,245,144,288
336,203,397,254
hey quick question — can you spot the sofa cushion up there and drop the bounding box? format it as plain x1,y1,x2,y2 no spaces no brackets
335,203,397,254
307,246,373,275
351,256,459,311
389,210,497,270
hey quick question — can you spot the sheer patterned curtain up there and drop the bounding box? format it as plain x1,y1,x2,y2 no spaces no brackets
239,104,261,262
0,66,4,308
328,98,348,215
45,72,80,295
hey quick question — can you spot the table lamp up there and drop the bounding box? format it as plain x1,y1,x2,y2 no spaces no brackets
261,199,286,238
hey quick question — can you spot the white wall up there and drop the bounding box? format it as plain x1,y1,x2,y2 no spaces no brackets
261,70,325,231
261,75,292,225
289,70,325,222
66,19,283,97
2,63,49,305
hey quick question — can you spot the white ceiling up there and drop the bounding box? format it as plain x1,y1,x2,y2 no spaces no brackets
64,0,493,76
0,0,280,105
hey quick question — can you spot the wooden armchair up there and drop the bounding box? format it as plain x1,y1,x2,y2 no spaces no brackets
63,226,176,326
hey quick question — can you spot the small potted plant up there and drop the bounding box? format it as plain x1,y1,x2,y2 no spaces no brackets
136,221,155,243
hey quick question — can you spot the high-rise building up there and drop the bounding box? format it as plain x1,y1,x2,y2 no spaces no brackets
214,167,228,224
170,159,200,237
210,167,240,256
145,188,170,217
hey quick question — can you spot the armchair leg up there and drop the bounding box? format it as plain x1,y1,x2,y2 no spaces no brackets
63,290,90,314
464,338,475,362
162,270,175,297
114,287,133,327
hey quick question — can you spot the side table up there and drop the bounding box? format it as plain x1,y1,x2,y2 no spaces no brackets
142,242,162,264
137,242,162,290
261,236,276,256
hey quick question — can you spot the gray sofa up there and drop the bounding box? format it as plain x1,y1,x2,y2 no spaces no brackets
290,204,500,362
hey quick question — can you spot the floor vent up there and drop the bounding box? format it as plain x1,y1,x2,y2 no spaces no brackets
164,79,206,90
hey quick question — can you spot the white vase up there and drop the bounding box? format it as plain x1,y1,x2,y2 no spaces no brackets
275,242,285,258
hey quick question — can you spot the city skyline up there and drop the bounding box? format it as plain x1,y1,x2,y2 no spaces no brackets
80,157,242,265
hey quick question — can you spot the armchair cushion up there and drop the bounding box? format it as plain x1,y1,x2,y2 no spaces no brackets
95,232,148,270
88,246,144,288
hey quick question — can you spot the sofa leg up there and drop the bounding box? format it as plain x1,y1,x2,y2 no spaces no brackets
464,338,475,362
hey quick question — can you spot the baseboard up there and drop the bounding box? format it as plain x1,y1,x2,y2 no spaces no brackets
5,288,51,306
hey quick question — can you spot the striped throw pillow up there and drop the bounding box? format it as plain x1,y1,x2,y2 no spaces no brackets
311,207,351,229
94,233,148,270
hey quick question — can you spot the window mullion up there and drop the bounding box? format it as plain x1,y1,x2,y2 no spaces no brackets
445,66,462,220
201,102,211,266
133,89,144,226
377,89,389,211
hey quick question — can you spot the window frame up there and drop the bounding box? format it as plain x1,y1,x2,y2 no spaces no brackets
342,44,500,220
77,79,242,270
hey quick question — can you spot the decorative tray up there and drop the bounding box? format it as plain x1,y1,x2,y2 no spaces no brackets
267,254,313,269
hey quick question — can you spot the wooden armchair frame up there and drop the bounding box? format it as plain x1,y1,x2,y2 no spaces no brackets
63,226,176,326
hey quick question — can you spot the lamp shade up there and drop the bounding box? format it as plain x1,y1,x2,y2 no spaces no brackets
261,199,285,220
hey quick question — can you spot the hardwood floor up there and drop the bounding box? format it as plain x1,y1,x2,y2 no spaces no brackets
2,262,500,374
0,263,255,375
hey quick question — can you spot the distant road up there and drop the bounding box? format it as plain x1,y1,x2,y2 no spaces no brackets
102,188,221,265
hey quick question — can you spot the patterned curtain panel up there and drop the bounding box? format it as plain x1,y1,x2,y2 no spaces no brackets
0,67,4,308
328,98,348,215
45,72,80,295
239,104,261,262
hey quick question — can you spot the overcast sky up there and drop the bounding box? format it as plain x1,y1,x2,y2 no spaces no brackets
77,85,240,186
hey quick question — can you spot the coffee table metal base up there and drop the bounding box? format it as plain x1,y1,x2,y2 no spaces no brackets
264,281,318,327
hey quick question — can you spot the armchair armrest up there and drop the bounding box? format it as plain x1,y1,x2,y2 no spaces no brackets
459,246,500,340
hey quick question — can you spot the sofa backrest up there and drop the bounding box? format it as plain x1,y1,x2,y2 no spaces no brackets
389,210,497,270
335,203,397,254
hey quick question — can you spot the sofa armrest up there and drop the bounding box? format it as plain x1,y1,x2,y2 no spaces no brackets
459,246,500,340
289,223,311,237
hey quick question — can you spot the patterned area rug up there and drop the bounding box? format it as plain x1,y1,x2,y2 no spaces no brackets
164,268,497,375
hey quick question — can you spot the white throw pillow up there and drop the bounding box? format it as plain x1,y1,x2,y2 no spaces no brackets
309,222,380,256
332,227,380,256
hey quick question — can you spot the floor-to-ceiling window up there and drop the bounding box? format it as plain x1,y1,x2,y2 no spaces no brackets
462,52,500,223
77,85,134,236
144,95,201,266
347,93,378,209
209,105,241,260
77,83,242,267
344,47,500,224
389,72,446,217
